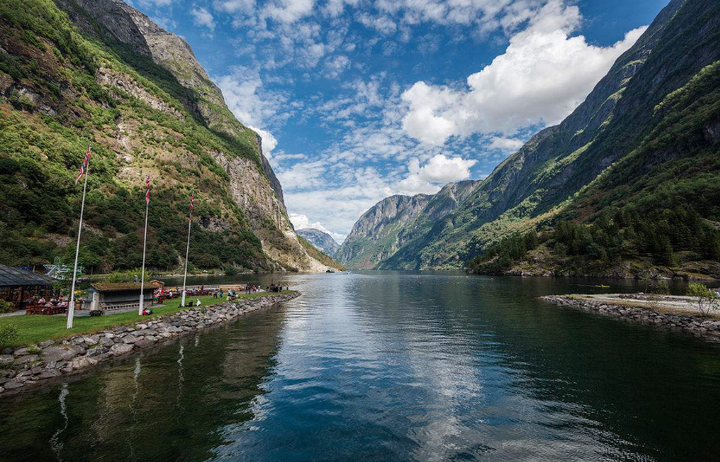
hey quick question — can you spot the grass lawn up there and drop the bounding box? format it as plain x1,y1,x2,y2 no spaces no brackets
0,291,296,348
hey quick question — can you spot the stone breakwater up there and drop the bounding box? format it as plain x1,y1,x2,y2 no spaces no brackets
0,292,300,397
541,295,720,340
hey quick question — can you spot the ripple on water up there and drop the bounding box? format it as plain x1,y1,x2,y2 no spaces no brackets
1,272,720,461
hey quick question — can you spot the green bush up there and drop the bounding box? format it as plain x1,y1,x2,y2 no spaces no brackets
687,283,718,315
0,324,19,347
0,300,15,313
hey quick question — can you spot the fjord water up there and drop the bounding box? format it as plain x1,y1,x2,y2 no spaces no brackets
2,273,720,461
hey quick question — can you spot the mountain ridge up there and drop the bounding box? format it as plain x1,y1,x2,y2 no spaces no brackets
296,228,340,257
341,0,720,278
0,0,328,272
335,180,480,269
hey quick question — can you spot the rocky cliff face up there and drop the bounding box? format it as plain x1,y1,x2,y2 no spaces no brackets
81,0,324,271
378,0,720,270
0,0,326,272
336,180,480,269
296,228,339,256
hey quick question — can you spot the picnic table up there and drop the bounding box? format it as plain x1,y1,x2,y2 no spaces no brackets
25,304,68,315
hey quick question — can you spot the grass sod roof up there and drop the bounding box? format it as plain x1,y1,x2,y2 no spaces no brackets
90,282,161,292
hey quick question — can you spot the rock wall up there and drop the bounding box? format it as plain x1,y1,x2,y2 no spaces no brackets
52,0,326,272
0,292,300,397
541,295,720,340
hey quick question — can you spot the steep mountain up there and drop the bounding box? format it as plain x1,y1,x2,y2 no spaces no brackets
375,0,720,276
297,228,339,256
0,0,327,272
296,235,346,272
336,180,480,269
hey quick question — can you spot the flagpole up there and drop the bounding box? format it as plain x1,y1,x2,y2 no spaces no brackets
138,182,150,315
181,197,193,308
67,157,89,329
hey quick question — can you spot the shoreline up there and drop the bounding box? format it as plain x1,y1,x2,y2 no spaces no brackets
467,270,720,282
541,294,720,340
0,292,300,398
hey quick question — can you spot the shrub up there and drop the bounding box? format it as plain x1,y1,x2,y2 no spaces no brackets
0,324,19,347
687,283,719,315
0,300,16,314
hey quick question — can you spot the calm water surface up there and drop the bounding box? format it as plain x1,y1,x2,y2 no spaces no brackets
1,272,719,461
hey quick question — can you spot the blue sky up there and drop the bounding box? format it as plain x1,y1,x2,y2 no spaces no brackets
129,0,668,242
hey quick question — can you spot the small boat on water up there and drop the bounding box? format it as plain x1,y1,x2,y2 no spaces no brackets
595,285,610,288
326,269,336,273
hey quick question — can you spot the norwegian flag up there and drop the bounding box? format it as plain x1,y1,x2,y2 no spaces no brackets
75,145,91,185
144,174,151,205
190,193,194,213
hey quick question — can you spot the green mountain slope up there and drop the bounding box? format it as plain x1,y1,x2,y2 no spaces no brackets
0,0,326,273
378,0,720,276
335,180,480,269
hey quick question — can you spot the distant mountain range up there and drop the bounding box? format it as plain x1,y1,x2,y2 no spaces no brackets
296,228,339,257
336,181,480,269
336,0,720,279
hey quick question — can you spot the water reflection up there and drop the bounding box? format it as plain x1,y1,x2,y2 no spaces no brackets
49,383,69,461
0,305,286,462
1,273,719,462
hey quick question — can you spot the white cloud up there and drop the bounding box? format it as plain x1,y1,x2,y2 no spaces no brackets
401,0,647,144
276,159,328,190
401,87,459,145
290,213,344,242
488,136,524,153
263,0,316,23
150,16,177,30
324,54,351,78
215,67,291,155
202,1,650,239
414,154,477,183
396,175,440,196
323,0,359,18
191,7,216,33
283,166,395,241
357,13,398,35
249,126,278,157
396,154,476,194
139,0,174,7
214,0,256,14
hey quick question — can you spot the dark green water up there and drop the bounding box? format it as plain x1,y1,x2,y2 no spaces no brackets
1,272,719,461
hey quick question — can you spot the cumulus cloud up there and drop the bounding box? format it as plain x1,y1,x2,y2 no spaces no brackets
282,165,396,240
191,7,216,33
249,126,278,157
289,213,344,242
488,136,524,153
401,82,460,145
324,54,351,78
323,0,360,18
201,0,650,239
401,0,647,145
397,154,477,194
215,67,291,155
263,0,316,23
214,0,256,14
139,0,174,7
414,154,477,183
276,159,328,190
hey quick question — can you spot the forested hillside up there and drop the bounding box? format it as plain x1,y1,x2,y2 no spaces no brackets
347,0,720,278
335,181,479,269
0,0,327,273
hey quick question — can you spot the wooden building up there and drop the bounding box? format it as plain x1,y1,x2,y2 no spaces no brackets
0,264,56,309
87,282,160,312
